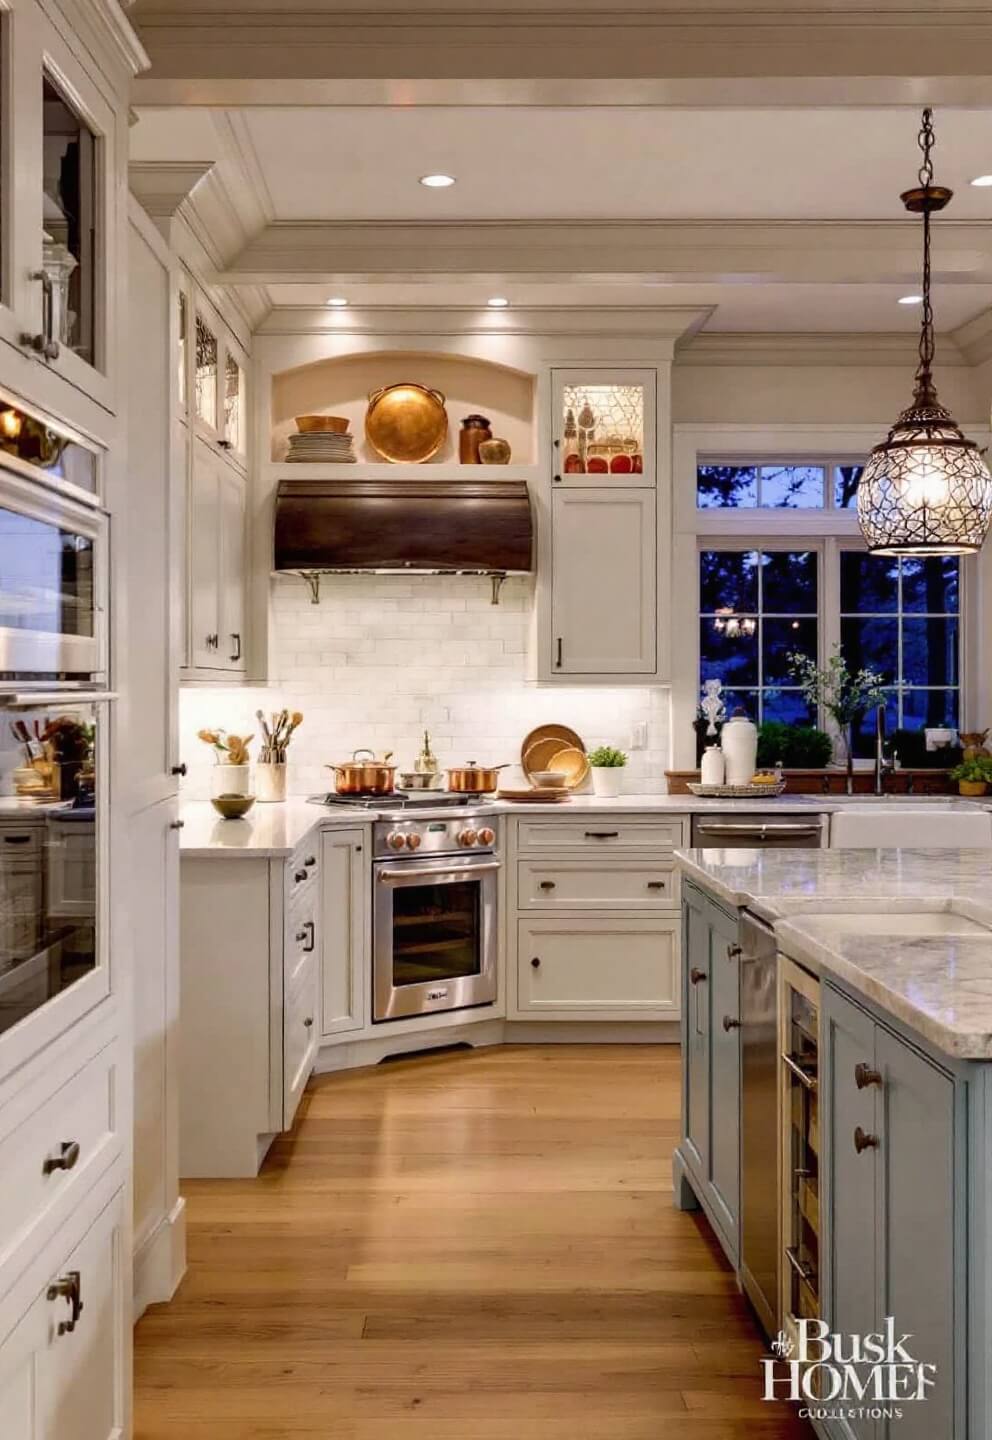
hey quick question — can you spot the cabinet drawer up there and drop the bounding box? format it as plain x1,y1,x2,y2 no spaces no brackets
0,1041,119,1287
516,817,686,853
518,857,678,910
285,901,318,989
517,917,679,1016
284,951,318,1129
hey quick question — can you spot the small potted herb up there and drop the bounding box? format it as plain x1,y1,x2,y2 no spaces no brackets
587,744,628,799
949,757,992,797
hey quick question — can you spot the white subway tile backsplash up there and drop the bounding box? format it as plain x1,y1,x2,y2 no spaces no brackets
179,574,672,800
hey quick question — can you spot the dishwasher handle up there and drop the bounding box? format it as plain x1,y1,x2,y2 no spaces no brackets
694,821,823,839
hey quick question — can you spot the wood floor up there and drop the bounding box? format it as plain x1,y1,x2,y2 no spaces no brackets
134,1044,810,1439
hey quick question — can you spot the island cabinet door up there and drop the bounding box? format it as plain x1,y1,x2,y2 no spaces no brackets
822,985,879,1440
874,1028,956,1440
682,889,711,1182
707,907,741,1251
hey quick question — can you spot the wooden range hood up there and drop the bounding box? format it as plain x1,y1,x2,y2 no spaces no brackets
273,478,533,586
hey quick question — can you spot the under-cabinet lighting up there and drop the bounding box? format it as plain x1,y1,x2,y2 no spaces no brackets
970,174,992,187
898,295,922,305
325,297,349,308
487,297,510,308
420,174,456,188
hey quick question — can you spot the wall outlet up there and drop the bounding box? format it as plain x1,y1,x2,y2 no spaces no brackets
630,720,648,750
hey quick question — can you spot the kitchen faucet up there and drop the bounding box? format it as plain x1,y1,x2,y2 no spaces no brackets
874,702,896,795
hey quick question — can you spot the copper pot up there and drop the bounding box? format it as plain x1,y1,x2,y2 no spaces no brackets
327,749,397,795
445,761,509,794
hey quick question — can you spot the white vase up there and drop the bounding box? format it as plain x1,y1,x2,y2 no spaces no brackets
212,763,251,798
720,712,758,785
700,746,726,787
255,762,287,803
590,766,623,798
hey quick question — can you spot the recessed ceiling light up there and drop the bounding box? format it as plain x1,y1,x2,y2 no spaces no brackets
898,294,923,305
487,297,510,308
970,174,992,187
325,297,349,308
420,173,456,188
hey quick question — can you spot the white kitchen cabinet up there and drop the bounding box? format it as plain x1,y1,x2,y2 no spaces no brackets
551,369,655,488
187,436,247,675
550,489,657,676
320,828,367,1039
517,916,680,1017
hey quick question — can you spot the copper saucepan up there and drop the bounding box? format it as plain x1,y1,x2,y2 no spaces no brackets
327,749,397,795
445,761,510,794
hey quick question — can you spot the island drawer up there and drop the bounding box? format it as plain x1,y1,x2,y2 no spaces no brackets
515,817,687,853
517,857,678,910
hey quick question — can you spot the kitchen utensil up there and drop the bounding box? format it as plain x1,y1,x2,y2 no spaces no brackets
529,770,568,788
365,383,448,464
397,771,443,790
479,437,512,465
444,761,509,794
328,748,397,795
211,794,256,819
296,414,349,434
458,414,492,464
496,787,571,803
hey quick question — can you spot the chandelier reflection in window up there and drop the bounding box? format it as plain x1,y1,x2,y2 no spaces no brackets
713,608,756,640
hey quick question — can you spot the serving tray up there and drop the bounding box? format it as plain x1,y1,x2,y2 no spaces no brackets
687,780,787,798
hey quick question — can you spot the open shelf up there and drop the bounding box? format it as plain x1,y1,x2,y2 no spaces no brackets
263,460,540,483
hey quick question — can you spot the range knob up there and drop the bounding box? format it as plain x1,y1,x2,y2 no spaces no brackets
477,826,495,846
405,833,422,850
387,832,406,851
458,828,479,848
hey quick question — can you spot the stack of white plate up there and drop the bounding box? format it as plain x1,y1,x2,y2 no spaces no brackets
286,432,357,463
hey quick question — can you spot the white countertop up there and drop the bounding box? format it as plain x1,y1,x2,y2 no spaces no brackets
677,846,992,1059
179,799,373,858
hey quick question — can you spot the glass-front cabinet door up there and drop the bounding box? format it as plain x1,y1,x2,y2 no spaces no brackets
552,369,656,487
0,3,119,415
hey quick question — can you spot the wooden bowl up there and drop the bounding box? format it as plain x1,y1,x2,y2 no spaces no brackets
296,414,349,434
211,794,256,819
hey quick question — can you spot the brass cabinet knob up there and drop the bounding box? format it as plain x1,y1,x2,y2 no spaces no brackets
854,1126,880,1154
690,967,707,985
855,1062,883,1089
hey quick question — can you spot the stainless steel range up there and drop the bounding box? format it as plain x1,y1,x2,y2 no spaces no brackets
311,795,500,1023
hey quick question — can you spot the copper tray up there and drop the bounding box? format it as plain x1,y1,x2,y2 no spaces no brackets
365,383,447,464
521,724,588,790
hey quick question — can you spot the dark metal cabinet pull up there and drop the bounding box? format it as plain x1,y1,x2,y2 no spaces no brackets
531,956,541,968
43,1140,80,1176
723,1015,741,1032
2,834,31,845
169,820,185,830
727,943,743,960
305,855,317,868
585,831,620,840
690,967,707,985
294,869,308,883
646,880,666,890
206,633,219,650
230,633,242,662
555,637,563,668
539,880,557,891
296,920,315,953
47,1271,83,1335
855,1062,883,1090
303,1016,313,1028
854,1126,880,1154
171,763,188,777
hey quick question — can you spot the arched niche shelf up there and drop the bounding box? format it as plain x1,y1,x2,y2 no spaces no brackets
271,349,537,465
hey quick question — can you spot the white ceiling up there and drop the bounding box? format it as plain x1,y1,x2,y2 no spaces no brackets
235,106,992,222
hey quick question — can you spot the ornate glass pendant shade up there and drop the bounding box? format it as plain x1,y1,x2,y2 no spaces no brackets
858,109,992,556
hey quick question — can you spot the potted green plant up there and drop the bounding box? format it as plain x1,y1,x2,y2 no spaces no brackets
949,757,992,797
788,648,888,793
587,744,628,799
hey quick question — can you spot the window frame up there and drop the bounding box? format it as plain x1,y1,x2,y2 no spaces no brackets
671,424,984,771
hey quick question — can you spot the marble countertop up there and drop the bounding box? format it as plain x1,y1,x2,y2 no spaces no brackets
676,846,992,1059
179,799,374,857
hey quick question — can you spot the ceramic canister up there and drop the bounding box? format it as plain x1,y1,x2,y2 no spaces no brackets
720,711,758,786
700,745,726,787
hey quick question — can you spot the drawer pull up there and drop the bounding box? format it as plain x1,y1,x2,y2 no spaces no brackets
646,880,666,890
726,943,742,959
295,920,315,953
294,869,308,883
723,1015,741,1032
43,1140,80,1176
854,1126,879,1155
689,967,707,985
855,1062,883,1090
303,1017,313,1028
584,830,620,840
2,834,31,845
47,1271,83,1335
304,855,317,868
531,956,541,968
539,880,557,891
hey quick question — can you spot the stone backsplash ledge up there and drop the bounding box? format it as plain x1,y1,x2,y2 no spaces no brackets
179,574,672,800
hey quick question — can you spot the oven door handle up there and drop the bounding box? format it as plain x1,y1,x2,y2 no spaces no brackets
0,691,118,708
377,861,501,883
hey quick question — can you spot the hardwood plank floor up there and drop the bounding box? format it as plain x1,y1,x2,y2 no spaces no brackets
134,1044,810,1438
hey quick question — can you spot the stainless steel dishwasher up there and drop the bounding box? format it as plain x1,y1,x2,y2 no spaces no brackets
738,909,779,1339
690,813,826,849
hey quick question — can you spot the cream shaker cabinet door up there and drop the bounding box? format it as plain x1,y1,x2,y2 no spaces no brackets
517,917,679,1017
320,828,366,1038
218,461,247,672
551,489,656,675
189,439,221,669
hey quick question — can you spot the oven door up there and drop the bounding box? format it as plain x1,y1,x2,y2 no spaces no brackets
373,858,498,1022
0,467,107,687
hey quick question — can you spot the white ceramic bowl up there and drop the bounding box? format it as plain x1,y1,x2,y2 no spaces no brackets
531,770,568,789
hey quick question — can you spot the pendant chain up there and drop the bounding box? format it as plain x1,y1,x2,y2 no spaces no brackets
916,107,936,386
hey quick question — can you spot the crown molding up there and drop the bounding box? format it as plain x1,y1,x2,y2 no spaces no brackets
54,0,150,80
676,330,970,368
256,303,712,343
220,218,992,288
128,160,214,224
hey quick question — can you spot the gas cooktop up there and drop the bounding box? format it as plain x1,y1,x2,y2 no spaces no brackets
309,791,491,813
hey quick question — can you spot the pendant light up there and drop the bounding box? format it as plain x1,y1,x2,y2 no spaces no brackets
858,108,992,556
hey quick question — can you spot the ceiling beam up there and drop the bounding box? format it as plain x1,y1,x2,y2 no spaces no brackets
217,219,992,287
131,4,992,106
